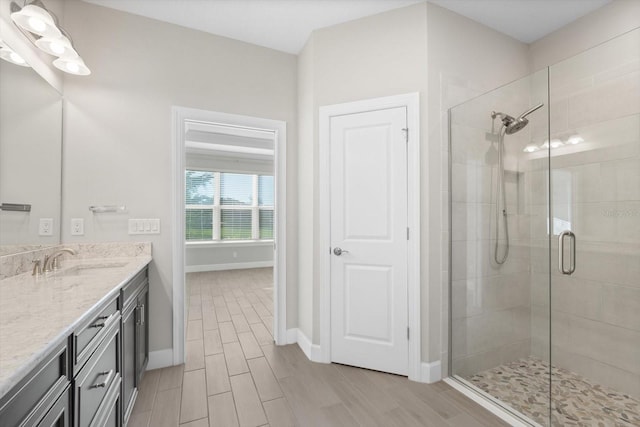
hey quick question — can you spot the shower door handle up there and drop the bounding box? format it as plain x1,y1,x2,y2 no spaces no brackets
558,230,576,275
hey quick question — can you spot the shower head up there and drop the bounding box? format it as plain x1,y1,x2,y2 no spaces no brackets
491,103,544,135
505,117,529,134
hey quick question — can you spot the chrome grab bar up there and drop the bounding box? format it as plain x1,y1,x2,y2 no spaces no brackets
558,230,576,275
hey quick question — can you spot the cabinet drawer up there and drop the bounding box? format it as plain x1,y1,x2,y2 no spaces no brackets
74,299,118,374
74,319,120,427
121,269,148,309
37,386,70,427
89,376,120,427
0,342,69,427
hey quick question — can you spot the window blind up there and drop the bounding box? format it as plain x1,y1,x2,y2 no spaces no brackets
220,209,252,239
184,170,274,242
185,171,214,205
258,175,274,206
220,173,253,206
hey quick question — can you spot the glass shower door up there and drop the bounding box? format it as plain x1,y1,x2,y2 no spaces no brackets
449,69,552,426
548,28,640,426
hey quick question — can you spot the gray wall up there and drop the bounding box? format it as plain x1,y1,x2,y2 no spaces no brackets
186,243,273,272
61,0,297,355
296,1,531,373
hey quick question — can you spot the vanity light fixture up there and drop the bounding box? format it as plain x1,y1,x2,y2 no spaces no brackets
35,34,77,58
52,56,90,76
10,0,90,75
10,3,60,38
0,45,30,67
524,134,583,153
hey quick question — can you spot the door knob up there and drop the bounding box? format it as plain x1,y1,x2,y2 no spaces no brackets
333,247,349,256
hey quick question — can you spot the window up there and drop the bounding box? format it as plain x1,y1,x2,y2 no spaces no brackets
185,170,274,241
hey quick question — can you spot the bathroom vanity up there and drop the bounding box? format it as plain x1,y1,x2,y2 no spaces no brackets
0,250,151,427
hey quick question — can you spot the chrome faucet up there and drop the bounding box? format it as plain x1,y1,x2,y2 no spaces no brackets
43,248,77,272
32,259,42,276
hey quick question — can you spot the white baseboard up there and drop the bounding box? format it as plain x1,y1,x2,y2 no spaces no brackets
420,360,442,383
285,328,323,362
185,261,274,273
147,349,174,370
286,328,298,344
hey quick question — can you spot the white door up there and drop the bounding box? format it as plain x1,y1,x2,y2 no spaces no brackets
329,107,408,376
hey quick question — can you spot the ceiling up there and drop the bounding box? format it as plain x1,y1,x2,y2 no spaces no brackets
83,0,612,54
429,0,611,43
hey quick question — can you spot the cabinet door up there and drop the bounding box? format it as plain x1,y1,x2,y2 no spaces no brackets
121,305,136,424
135,286,149,385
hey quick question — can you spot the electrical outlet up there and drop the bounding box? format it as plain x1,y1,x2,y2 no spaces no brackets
71,218,84,236
39,218,53,236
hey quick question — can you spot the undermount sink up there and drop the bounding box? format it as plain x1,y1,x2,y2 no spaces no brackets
56,262,129,276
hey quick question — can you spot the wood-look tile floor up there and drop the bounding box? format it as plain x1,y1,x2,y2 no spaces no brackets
129,268,510,427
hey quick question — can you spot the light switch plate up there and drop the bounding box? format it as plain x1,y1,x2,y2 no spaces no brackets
128,218,160,235
71,218,84,236
39,218,53,236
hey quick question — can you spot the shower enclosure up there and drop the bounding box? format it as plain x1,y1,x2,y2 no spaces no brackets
449,29,640,426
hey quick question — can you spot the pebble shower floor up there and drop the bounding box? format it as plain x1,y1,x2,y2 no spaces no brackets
468,357,640,426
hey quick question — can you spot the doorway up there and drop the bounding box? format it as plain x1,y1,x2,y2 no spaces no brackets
172,107,287,365
318,93,421,380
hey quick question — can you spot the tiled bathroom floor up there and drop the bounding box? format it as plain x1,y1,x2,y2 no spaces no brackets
468,357,640,426
128,268,509,427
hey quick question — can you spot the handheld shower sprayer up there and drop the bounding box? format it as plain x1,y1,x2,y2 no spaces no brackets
489,102,544,264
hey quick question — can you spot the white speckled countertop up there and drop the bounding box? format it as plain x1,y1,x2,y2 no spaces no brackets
0,254,152,399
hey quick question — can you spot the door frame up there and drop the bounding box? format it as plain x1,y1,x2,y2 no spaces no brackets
318,93,421,381
171,106,288,365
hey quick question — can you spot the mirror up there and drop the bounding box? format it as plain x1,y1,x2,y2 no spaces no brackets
0,44,62,255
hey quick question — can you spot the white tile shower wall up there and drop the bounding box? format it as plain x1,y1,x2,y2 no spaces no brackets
530,28,640,398
427,2,531,370
449,123,534,376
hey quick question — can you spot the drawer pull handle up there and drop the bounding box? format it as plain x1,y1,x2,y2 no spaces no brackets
90,370,114,389
89,315,110,329
137,304,145,326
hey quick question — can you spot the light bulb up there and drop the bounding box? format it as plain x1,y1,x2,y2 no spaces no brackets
50,41,65,55
523,144,540,153
66,62,80,73
53,56,90,75
0,47,30,67
567,135,583,145
9,51,25,64
28,16,46,32
11,5,61,38
550,139,564,148
541,140,550,149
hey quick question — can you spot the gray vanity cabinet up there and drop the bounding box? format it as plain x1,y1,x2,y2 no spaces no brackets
0,342,69,427
120,269,149,426
0,265,149,427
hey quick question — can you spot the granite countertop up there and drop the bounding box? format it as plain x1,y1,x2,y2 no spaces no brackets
0,255,152,399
